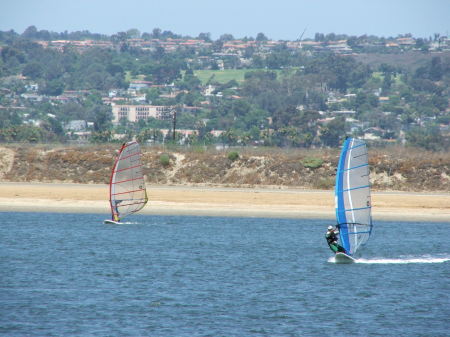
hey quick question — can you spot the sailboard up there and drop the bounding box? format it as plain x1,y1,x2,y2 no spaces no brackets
334,138,373,263
104,141,148,224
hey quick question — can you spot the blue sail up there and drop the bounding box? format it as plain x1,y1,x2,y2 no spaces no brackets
335,138,373,255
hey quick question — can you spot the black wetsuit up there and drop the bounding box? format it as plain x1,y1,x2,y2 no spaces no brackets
326,229,346,253
326,231,338,245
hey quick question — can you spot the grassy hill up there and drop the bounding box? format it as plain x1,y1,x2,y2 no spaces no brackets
194,69,250,85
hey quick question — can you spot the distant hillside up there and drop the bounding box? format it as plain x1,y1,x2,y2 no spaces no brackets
352,51,450,71
0,145,449,192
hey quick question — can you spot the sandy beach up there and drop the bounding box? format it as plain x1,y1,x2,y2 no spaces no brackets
0,182,449,222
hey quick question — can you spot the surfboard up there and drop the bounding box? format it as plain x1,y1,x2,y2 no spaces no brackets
103,219,122,225
335,252,356,264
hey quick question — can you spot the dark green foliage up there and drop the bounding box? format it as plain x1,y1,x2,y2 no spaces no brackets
0,29,448,147
0,110,22,128
302,157,324,169
406,127,448,151
314,177,334,189
159,153,170,167
89,130,112,143
320,117,346,147
0,124,64,143
22,62,44,79
39,79,64,96
227,151,239,161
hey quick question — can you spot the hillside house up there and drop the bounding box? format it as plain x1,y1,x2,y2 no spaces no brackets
128,80,152,91
325,40,352,54
21,93,43,102
203,85,216,96
64,120,87,131
396,37,415,46
25,83,39,92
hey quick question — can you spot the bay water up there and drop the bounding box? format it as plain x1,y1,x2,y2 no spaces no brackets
1,212,449,336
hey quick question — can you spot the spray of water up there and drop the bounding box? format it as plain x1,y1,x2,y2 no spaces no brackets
355,256,450,264
328,255,450,264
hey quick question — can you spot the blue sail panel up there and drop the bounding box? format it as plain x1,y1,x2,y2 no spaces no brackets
335,138,351,253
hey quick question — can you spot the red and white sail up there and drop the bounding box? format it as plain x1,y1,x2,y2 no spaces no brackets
108,141,148,221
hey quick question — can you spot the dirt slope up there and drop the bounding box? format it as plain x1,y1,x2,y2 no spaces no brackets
0,145,449,192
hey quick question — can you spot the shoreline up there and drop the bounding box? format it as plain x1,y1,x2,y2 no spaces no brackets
0,182,449,222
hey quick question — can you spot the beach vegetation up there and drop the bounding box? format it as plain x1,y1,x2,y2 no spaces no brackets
227,151,239,161
159,153,170,167
314,177,335,190
301,157,324,169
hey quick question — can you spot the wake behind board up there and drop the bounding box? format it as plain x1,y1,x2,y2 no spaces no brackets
334,252,355,264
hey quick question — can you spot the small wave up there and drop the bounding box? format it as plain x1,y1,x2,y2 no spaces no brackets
355,256,450,264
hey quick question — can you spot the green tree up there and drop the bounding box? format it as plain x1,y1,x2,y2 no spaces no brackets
256,32,268,42
126,28,141,39
429,56,443,81
39,79,64,96
152,28,162,39
198,32,212,42
320,117,346,147
219,34,234,42
0,109,22,128
22,25,38,39
177,73,201,91
22,62,43,79
382,73,393,93
406,127,447,151
15,125,43,142
89,130,112,143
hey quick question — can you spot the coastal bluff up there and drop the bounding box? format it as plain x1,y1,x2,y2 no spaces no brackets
0,144,449,192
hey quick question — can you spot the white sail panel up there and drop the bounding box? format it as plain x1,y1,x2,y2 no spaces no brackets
335,138,372,255
109,141,148,221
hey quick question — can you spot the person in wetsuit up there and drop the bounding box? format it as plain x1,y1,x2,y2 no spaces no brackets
325,225,346,254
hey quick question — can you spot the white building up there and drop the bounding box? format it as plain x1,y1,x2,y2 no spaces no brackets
111,104,173,123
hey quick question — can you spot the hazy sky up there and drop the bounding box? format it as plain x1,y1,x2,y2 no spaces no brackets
1,0,448,40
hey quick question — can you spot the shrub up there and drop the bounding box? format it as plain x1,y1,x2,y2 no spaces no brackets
192,146,206,154
159,153,170,167
314,177,335,190
227,151,239,161
302,157,323,169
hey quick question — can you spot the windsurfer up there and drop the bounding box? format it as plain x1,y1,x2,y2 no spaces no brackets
325,225,346,254
112,200,122,222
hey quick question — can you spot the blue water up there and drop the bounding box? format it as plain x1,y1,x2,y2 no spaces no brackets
1,212,449,337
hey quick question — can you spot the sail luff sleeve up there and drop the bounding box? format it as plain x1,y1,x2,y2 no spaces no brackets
335,138,351,253
109,142,127,221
